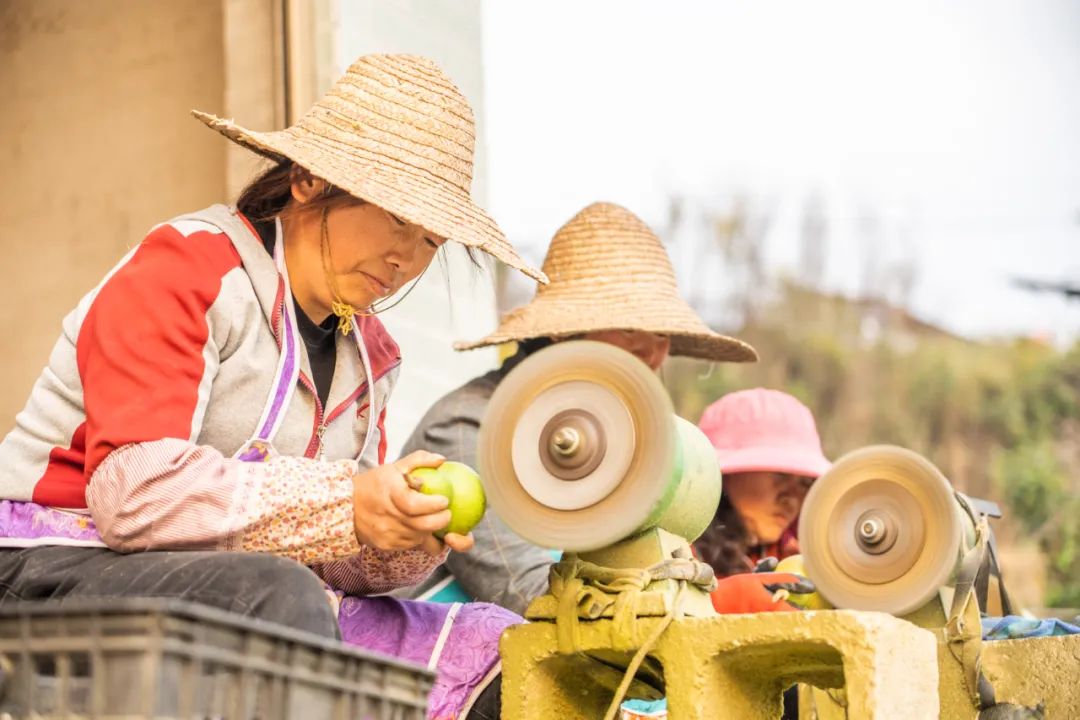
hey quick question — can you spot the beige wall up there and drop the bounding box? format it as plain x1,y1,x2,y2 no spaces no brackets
0,0,225,428
0,0,286,431
224,0,289,197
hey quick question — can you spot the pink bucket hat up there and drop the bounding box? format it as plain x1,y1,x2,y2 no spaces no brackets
698,388,830,478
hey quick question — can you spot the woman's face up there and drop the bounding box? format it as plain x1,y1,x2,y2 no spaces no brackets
723,471,814,545
321,201,446,310
581,329,671,370
284,173,446,320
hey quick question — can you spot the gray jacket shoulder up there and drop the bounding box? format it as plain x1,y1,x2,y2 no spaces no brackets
399,370,501,466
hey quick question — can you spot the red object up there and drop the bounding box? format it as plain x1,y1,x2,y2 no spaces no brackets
33,225,243,508
709,572,804,614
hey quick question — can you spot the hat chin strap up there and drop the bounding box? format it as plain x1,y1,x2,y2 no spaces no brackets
320,208,362,335
329,298,361,335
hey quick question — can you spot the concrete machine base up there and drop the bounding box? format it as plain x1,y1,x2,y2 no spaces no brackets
501,609,940,719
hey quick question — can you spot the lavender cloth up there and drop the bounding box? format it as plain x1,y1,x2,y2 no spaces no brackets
0,500,103,544
337,595,519,719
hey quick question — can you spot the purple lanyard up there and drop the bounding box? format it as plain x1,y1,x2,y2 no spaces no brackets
235,218,377,463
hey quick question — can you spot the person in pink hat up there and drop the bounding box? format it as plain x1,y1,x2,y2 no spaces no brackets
693,388,831,613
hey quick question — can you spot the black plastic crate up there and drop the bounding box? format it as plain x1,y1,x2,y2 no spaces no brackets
0,598,434,719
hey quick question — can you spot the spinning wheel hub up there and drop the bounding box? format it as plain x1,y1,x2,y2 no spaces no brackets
550,427,580,456
539,410,607,481
855,510,897,554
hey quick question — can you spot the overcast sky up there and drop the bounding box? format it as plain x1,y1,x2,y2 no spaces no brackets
481,0,1080,343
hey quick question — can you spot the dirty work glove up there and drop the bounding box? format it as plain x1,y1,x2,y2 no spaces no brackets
753,556,780,573
761,574,816,598
750,556,816,601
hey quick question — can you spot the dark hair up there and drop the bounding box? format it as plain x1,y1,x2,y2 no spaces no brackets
236,160,483,270
236,160,355,223
693,494,753,578
517,337,557,356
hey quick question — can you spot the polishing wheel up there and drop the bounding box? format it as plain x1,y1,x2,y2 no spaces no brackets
478,340,718,552
799,445,967,616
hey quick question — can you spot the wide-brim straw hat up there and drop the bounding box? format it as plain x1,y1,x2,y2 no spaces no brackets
192,54,545,283
456,202,757,362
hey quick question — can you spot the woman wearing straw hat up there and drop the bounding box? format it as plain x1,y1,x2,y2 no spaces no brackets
397,201,761,612
0,54,541,718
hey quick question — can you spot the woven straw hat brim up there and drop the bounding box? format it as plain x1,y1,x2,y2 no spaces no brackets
454,294,757,362
191,54,544,282
193,110,545,284
455,200,756,363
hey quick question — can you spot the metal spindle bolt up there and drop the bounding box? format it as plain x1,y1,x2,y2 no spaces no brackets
551,427,581,456
859,515,887,545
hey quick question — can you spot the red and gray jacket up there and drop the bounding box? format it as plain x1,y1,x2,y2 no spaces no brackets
0,204,441,594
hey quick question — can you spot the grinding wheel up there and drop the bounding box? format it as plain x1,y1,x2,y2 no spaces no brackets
477,340,676,552
799,445,966,615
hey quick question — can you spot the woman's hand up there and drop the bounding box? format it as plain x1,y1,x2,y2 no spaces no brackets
351,451,474,556
441,531,475,554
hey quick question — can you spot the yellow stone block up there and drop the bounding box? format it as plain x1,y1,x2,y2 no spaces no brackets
981,634,1080,717
802,618,1080,718
501,610,939,719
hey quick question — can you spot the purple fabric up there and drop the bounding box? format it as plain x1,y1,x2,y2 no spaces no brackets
259,304,297,439
236,439,274,463
0,500,103,543
338,596,520,719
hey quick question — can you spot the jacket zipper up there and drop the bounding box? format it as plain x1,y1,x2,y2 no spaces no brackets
300,361,401,460
302,377,366,459
300,373,326,459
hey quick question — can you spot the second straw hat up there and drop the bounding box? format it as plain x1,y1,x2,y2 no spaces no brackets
457,202,757,362
192,53,545,283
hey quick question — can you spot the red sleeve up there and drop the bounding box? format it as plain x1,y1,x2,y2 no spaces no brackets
77,224,242,479
73,224,366,560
